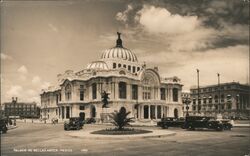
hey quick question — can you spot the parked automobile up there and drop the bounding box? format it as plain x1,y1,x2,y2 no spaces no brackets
157,117,185,129
184,116,224,131
85,118,96,124
64,117,84,131
218,119,233,130
0,118,8,133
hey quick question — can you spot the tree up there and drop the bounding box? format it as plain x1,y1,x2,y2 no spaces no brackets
109,108,134,130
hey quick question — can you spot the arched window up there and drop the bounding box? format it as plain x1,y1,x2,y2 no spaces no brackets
119,82,127,99
65,84,72,101
113,63,116,69
128,65,131,71
174,108,178,118
173,88,178,102
142,78,151,100
92,83,97,99
132,85,138,100
137,67,140,71
132,66,136,73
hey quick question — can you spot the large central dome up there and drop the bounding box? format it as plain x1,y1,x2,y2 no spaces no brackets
100,32,138,62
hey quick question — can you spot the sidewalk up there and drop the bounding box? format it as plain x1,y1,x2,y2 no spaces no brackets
233,123,250,127
68,129,176,140
7,125,18,130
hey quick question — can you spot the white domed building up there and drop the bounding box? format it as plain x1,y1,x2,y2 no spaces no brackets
40,32,183,123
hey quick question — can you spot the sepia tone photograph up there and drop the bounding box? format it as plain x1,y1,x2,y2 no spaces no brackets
0,0,249,156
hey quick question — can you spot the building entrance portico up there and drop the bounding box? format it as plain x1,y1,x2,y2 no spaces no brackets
139,104,166,120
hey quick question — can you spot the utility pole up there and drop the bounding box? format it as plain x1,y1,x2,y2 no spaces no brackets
197,69,200,114
217,73,221,114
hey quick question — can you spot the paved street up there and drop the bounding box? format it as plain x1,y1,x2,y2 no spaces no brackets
1,122,250,156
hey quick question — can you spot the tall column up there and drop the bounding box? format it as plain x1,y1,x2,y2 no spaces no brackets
115,82,119,100
161,106,163,118
178,89,182,103
167,88,170,102
141,105,144,119
97,83,101,100
138,85,142,101
127,84,131,100
70,106,72,117
64,106,67,119
155,105,157,119
149,105,151,119
169,87,173,102
158,87,161,100
110,82,114,100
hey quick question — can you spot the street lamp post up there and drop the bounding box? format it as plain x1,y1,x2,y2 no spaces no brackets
217,73,223,119
217,73,221,114
183,97,191,117
197,69,200,114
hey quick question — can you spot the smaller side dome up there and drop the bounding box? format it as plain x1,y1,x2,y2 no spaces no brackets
86,61,109,70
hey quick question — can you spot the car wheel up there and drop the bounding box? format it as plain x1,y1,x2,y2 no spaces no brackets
216,126,223,131
188,125,195,131
162,125,168,129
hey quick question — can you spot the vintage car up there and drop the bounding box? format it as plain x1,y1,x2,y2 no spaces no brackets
0,118,8,133
157,117,185,129
85,118,96,124
184,116,224,131
218,119,233,130
64,117,84,131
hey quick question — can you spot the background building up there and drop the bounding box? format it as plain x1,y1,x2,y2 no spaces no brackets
40,33,183,122
3,97,40,118
189,82,250,119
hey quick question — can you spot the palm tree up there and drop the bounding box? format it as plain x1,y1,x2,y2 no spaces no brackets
109,108,134,130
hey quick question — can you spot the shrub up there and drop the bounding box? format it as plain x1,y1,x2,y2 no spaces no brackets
109,108,134,130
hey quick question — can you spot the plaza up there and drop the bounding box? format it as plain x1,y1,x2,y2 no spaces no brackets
1,121,250,156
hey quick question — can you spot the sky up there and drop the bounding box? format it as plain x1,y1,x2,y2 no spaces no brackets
1,0,249,104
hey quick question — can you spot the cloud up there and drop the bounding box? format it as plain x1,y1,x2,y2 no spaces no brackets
41,81,51,89
32,76,41,84
116,4,133,23
48,23,58,32
135,5,200,35
17,65,28,74
5,85,41,103
6,85,23,98
0,53,12,60
17,65,28,81
114,1,249,51
140,45,249,90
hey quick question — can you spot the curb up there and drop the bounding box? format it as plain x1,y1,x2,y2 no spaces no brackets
8,126,18,130
67,130,176,140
